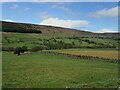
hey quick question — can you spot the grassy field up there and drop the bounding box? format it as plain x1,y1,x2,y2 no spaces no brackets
61,51,119,60
2,52,118,88
2,32,119,49
2,32,119,88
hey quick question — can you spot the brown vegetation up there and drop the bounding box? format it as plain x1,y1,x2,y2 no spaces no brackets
1,21,94,35
61,51,119,60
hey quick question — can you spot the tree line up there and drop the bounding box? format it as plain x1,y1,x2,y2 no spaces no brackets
2,25,42,33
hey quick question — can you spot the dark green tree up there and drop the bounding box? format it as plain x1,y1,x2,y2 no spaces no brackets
14,46,28,55
72,42,75,45
14,47,22,55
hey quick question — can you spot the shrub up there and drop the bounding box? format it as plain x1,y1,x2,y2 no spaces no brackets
14,47,23,55
31,46,43,52
14,46,28,55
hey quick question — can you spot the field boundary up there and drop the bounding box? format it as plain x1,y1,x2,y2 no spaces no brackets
23,51,119,63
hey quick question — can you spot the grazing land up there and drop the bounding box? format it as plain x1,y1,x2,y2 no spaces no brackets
2,52,118,88
2,21,119,88
2,32,119,50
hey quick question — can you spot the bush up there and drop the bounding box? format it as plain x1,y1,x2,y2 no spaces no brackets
14,47,23,55
14,46,28,55
31,46,43,52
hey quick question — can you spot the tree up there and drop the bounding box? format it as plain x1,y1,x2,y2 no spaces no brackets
79,39,82,44
14,46,28,55
72,42,75,45
14,47,22,55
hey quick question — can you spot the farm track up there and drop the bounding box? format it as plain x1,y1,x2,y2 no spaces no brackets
23,51,119,63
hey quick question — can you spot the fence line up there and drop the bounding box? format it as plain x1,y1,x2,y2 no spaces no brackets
23,51,119,63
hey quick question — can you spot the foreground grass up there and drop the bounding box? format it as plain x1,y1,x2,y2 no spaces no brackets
3,52,118,88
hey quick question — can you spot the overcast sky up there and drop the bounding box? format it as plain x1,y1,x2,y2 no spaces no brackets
1,2,119,33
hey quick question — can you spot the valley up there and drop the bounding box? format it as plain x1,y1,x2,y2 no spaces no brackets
1,21,120,88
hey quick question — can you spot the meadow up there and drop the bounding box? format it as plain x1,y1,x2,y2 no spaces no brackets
2,32,119,88
2,32,119,49
2,52,118,88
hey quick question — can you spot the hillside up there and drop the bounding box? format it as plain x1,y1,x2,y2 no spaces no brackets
1,21,120,37
1,21,95,35
2,21,119,88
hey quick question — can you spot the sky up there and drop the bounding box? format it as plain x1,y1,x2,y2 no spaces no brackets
1,2,119,33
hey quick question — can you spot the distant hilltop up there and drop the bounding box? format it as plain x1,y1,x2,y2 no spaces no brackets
1,21,94,35
1,21,119,36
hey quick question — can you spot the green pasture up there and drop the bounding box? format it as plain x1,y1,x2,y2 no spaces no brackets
2,52,118,88
2,32,119,49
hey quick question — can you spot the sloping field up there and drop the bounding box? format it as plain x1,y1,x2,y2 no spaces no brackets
2,52,118,88
61,51,119,60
